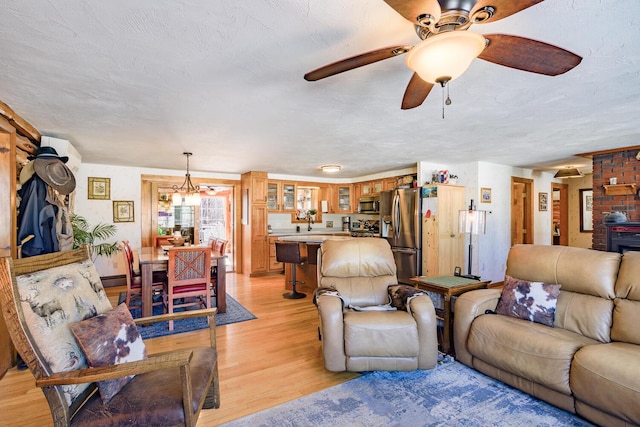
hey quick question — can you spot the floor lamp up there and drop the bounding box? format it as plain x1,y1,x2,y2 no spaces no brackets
458,199,486,279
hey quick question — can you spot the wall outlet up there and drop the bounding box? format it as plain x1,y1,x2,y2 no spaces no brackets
326,221,333,228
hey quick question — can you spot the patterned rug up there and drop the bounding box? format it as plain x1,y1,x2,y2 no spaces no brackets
118,293,256,339
221,360,594,427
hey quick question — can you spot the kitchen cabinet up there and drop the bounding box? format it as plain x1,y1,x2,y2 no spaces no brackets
421,185,466,277
267,181,279,211
267,180,297,212
383,177,397,191
352,183,362,212
327,184,352,213
282,182,296,211
268,236,284,272
241,171,269,276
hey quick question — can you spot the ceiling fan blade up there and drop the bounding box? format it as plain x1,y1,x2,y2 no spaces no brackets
384,0,441,25
401,73,434,110
304,45,412,81
471,0,543,24
478,34,582,76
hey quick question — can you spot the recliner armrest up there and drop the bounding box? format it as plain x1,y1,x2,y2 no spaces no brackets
409,295,439,369
316,295,347,372
453,288,501,366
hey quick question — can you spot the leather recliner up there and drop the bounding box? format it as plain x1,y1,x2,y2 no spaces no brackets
315,238,438,372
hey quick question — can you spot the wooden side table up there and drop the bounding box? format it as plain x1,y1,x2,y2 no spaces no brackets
410,275,490,356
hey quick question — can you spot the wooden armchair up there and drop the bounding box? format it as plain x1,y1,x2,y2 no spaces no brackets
0,246,220,426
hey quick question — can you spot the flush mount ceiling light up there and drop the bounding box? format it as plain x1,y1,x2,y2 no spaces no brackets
554,166,584,179
321,165,341,173
172,152,201,206
405,31,487,85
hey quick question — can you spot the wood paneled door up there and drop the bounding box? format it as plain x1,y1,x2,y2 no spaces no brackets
511,177,533,246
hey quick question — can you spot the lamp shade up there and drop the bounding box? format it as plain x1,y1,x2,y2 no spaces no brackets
405,31,486,84
458,209,486,235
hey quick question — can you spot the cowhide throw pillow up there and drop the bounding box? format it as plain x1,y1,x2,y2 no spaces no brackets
388,284,429,312
70,303,147,404
495,275,561,327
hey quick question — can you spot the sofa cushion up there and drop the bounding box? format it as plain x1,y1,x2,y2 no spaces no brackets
467,313,598,395
571,342,640,424
495,275,560,327
70,303,147,404
344,310,418,358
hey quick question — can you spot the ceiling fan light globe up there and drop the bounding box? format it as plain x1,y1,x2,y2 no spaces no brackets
405,31,486,84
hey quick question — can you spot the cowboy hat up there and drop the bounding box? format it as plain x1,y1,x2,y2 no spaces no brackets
31,147,76,194
28,146,69,163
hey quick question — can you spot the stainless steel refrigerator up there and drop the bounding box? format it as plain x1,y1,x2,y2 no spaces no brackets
380,188,421,284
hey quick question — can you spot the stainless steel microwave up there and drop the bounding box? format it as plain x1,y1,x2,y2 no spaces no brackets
358,196,380,214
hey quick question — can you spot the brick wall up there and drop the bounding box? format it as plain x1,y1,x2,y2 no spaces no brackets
592,149,640,250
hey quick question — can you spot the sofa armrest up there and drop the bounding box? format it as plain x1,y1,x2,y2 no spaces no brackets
453,288,502,366
409,295,439,369
316,295,346,371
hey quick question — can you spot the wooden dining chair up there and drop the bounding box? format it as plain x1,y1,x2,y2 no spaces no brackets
121,241,165,312
209,238,227,295
165,246,212,330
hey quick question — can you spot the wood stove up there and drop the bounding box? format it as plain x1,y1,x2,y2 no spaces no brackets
606,222,640,253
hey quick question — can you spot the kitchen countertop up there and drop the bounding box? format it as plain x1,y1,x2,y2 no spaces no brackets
278,235,353,243
269,229,350,237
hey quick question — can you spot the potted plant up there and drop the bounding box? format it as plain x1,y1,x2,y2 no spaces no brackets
71,214,120,260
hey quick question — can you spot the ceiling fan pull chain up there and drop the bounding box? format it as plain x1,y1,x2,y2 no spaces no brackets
441,83,445,119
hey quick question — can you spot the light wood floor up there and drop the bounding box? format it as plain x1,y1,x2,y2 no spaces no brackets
0,273,359,426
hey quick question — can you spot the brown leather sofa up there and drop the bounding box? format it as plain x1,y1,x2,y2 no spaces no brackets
454,244,640,426
316,238,438,372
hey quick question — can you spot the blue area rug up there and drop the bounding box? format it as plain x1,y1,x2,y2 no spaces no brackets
118,293,256,339
221,360,594,427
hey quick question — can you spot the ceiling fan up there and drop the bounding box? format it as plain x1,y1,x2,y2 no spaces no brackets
304,0,582,110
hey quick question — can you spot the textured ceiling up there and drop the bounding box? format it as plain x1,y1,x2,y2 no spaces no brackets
0,0,638,178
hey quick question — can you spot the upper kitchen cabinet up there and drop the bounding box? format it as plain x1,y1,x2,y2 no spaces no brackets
267,181,279,211
249,172,268,204
267,181,297,212
325,184,352,213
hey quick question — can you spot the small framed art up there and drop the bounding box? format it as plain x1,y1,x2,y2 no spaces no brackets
113,201,134,223
88,177,110,200
480,187,492,203
539,192,548,211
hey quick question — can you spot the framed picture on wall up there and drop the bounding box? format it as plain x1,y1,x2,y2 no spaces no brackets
580,189,593,232
88,177,110,200
539,192,548,211
480,187,492,203
113,201,134,222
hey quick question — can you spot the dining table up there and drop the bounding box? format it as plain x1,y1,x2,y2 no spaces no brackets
138,246,227,317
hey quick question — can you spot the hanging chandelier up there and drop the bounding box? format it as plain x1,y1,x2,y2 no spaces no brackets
172,152,201,206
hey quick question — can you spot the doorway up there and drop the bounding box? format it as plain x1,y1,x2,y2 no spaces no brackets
141,175,242,273
511,177,534,246
551,183,568,245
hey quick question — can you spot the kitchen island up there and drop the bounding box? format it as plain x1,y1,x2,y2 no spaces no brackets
277,234,352,293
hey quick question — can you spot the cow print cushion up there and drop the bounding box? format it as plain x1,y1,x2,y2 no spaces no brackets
388,284,429,312
495,275,561,327
70,303,147,404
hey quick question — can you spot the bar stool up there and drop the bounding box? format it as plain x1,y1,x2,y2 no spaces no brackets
275,241,307,299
